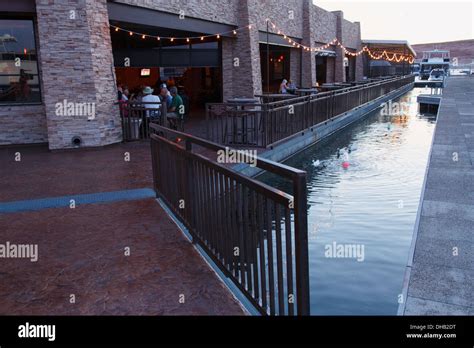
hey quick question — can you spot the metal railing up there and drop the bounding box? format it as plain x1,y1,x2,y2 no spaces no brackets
119,101,184,142
118,102,165,142
206,75,415,148
149,123,310,316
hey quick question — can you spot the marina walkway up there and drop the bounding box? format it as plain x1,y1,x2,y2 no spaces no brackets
401,77,474,315
0,143,244,315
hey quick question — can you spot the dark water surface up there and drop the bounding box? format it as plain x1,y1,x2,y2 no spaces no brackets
259,89,436,315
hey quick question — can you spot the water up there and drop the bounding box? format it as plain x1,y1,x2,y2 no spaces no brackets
259,89,436,315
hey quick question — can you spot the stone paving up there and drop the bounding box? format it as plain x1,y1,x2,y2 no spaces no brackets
401,77,474,315
0,142,244,315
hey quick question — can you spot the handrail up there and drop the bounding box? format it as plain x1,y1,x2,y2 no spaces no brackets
149,123,310,315
264,75,413,109
149,123,306,179
205,75,415,148
151,133,293,205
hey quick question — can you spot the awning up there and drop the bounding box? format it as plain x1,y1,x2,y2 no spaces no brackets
362,40,416,57
315,50,336,57
108,1,236,37
258,32,301,48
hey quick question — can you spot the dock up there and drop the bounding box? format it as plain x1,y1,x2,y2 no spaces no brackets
414,79,445,88
417,94,442,106
400,77,474,315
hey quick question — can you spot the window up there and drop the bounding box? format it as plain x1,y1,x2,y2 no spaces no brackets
0,19,41,104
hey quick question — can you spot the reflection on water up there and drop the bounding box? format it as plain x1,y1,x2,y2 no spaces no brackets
259,89,436,315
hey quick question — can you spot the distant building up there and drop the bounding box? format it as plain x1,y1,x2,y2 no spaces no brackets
362,40,416,78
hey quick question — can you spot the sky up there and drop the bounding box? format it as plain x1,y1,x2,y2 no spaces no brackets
314,0,474,44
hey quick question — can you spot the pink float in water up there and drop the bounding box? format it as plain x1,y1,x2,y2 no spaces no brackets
342,161,350,169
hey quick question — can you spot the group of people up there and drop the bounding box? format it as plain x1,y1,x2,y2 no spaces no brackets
279,79,297,94
118,83,185,129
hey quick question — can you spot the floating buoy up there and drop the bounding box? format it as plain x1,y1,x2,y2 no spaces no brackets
342,161,350,169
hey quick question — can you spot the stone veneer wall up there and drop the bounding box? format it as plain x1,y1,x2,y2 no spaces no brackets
221,37,235,102
311,5,338,44
113,0,239,25
0,105,47,145
341,18,360,49
342,19,364,81
333,11,346,82
86,0,123,145
289,48,301,87
299,0,315,88
326,57,336,83
236,0,263,98
251,0,304,37
35,0,121,150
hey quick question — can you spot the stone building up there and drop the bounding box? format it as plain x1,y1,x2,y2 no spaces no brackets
1,0,364,149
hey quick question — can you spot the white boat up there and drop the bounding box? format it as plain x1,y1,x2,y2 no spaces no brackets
428,68,445,82
419,50,450,81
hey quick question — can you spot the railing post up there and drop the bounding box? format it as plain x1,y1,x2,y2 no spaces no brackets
263,103,268,147
205,104,209,141
161,101,167,127
185,139,196,244
293,172,310,315
118,102,126,142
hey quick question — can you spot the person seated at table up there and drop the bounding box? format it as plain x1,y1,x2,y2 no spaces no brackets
121,86,130,102
159,86,172,109
287,79,297,94
279,79,289,94
159,83,172,98
167,87,185,130
142,86,161,120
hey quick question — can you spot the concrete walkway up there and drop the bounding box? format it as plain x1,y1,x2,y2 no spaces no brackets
400,77,474,315
0,143,244,315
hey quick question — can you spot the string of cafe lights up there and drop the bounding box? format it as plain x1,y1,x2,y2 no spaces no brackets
365,48,415,64
109,23,253,42
110,19,415,64
266,19,415,64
